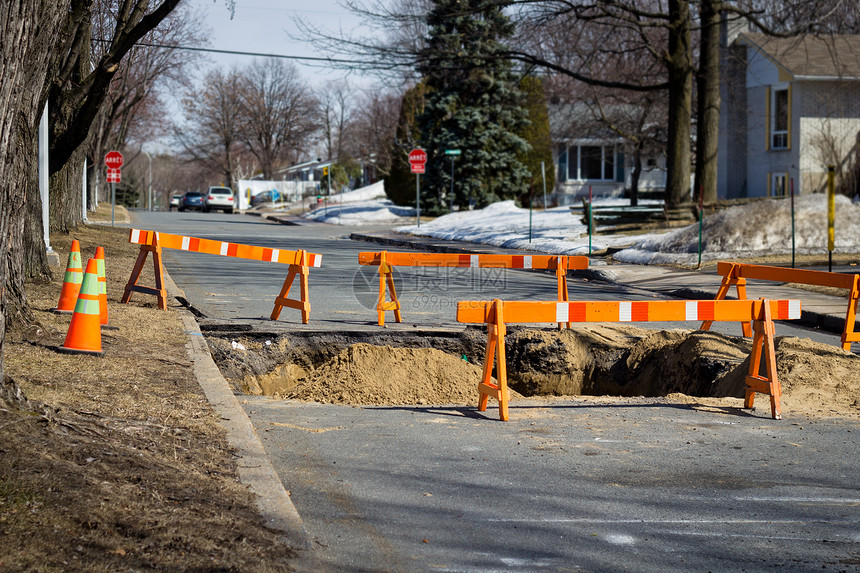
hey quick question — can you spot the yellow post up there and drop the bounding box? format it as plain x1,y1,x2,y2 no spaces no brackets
827,165,835,270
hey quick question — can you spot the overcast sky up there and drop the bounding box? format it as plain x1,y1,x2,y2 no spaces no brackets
187,0,366,84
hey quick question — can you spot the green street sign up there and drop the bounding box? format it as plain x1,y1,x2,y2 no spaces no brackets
444,149,461,156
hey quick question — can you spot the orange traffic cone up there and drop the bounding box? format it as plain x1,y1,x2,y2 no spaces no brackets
53,239,83,313
94,246,110,327
58,258,104,356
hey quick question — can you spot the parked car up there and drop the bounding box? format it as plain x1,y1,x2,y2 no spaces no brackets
250,189,281,207
203,186,234,213
178,191,204,212
169,194,182,211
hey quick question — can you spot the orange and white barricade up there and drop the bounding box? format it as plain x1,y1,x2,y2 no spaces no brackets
358,251,589,326
701,262,859,351
457,298,802,422
122,229,322,323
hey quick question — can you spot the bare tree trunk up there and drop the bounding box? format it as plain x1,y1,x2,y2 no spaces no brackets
694,0,721,205
665,0,693,208
48,144,87,233
21,119,51,284
1,0,67,386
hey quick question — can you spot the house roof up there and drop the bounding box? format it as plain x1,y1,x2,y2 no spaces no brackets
739,32,860,80
548,103,645,142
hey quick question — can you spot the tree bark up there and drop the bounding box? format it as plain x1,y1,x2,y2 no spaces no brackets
694,0,721,205
48,144,87,233
1,0,68,385
665,0,693,207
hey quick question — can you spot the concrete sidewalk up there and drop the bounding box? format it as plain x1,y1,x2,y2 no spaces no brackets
350,229,857,343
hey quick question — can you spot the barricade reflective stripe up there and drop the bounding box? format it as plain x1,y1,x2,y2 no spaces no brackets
788,299,801,319
459,299,802,324
358,252,588,271
128,229,322,266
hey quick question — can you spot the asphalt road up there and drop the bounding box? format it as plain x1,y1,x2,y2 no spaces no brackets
130,211,860,572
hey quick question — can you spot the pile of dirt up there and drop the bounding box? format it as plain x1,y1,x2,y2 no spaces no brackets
771,336,860,417
282,343,489,405
216,325,859,418
205,329,487,397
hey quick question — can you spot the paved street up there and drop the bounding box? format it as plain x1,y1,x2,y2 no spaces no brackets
248,396,860,573
129,211,860,572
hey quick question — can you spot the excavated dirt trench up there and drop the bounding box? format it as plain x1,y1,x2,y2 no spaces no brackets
204,326,860,413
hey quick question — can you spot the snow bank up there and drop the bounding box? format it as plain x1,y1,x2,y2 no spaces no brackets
396,200,664,256
304,198,416,225
614,194,860,265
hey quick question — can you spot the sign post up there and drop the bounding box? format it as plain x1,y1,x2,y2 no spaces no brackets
105,151,123,226
445,149,460,212
409,149,427,227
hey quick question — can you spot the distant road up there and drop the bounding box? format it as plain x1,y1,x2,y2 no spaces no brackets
128,211,652,332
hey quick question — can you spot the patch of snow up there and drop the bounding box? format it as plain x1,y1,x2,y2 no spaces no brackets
301,191,860,265
304,198,416,225
614,194,860,265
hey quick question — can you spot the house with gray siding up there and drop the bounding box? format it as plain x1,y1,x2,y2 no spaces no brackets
719,31,860,198
549,103,667,205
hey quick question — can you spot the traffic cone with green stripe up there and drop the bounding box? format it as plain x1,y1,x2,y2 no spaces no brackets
58,258,105,356
94,246,110,327
53,239,83,313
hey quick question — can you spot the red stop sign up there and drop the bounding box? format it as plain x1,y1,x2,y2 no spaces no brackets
104,151,124,169
408,149,427,166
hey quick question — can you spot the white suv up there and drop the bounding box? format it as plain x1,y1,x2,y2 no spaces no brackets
203,186,234,213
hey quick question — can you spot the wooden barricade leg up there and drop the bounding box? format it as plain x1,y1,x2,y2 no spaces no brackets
271,250,311,323
121,235,167,310
375,251,402,326
841,274,859,351
701,264,752,337
556,256,570,330
478,299,510,421
744,299,782,420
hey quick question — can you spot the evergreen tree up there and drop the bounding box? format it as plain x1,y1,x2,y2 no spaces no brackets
417,0,530,214
516,75,554,207
386,82,428,206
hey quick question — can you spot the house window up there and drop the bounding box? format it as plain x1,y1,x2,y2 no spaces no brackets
771,87,790,150
561,145,616,181
771,173,788,197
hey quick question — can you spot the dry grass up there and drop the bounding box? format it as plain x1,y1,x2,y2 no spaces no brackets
1,208,296,572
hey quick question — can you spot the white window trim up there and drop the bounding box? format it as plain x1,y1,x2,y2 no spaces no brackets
771,172,789,197
770,83,790,151
563,144,617,182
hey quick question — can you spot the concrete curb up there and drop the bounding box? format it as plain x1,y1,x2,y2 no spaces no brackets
162,271,318,571
244,210,325,226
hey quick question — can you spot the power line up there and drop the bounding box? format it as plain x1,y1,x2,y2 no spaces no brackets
95,39,365,64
